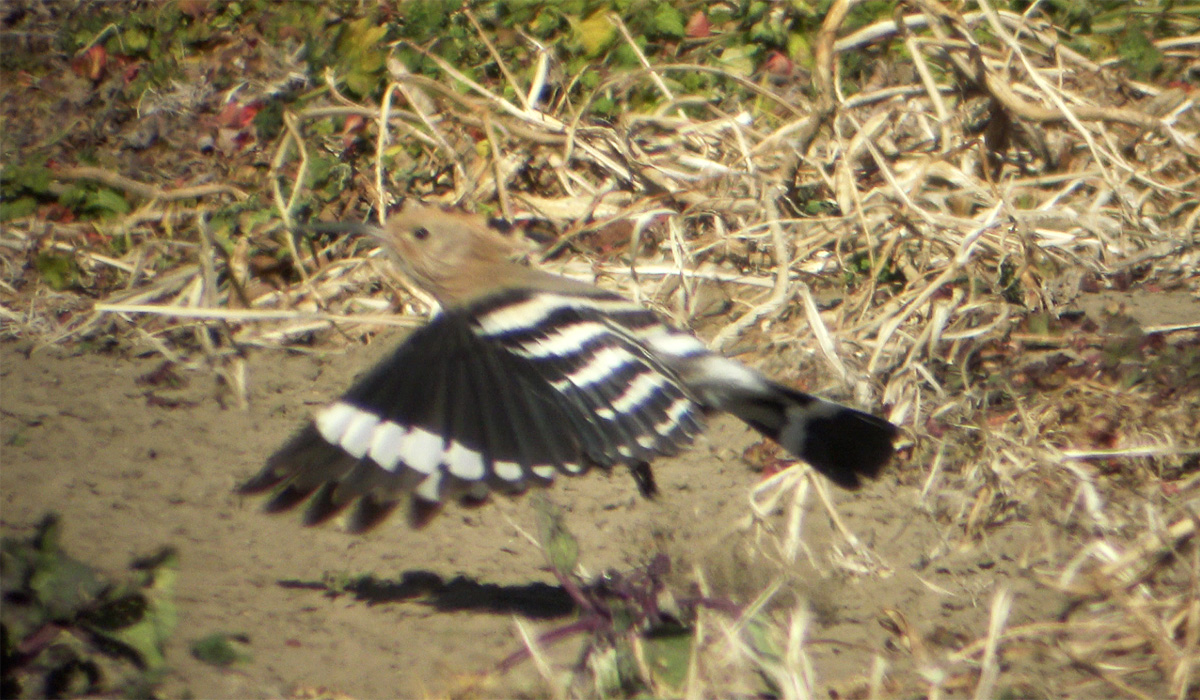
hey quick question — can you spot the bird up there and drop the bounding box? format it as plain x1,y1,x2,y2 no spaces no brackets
239,202,899,530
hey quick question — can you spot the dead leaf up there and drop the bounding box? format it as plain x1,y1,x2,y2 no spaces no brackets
686,11,711,39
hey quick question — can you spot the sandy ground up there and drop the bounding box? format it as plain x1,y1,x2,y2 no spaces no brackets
0,301,1168,698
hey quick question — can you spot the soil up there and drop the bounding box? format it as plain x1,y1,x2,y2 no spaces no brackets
3,307,1134,700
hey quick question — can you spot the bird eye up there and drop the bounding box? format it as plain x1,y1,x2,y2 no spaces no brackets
412,227,430,241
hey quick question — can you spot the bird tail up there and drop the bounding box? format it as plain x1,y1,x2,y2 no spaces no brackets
721,381,898,488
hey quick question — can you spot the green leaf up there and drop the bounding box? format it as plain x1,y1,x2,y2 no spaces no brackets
1,160,52,196
336,17,391,97
86,188,130,217
591,95,618,118
252,100,285,142
83,549,178,670
0,196,37,221
1117,24,1162,80
788,32,813,65
744,612,786,696
59,184,89,211
121,27,152,54
34,253,82,291
533,498,578,576
612,43,642,67
135,548,179,650
11,515,106,621
531,8,561,37
243,207,276,230
716,45,755,77
576,11,616,58
191,632,250,667
642,626,693,693
306,153,337,189
650,3,685,39
400,0,452,39
579,68,600,90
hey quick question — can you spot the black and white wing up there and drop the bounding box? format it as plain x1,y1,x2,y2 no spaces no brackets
239,289,705,529
468,289,706,464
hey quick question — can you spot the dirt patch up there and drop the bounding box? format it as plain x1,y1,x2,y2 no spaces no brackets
1,326,1137,699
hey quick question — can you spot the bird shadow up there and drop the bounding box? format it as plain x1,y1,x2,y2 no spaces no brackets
279,569,576,620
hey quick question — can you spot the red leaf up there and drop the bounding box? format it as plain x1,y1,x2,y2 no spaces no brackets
121,62,141,86
686,11,711,39
84,228,110,245
216,100,261,130
235,101,261,129
216,101,241,128
71,45,108,81
38,203,76,223
177,0,211,18
762,51,793,76
341,114,367,134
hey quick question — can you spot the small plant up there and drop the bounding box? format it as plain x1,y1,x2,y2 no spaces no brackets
0,514,178,699
490,498,741,697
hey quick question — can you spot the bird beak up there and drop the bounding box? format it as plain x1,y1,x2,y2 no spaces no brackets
296,221,386,241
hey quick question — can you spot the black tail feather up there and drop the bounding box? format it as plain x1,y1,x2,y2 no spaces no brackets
728,383,898,488
794,408,898,488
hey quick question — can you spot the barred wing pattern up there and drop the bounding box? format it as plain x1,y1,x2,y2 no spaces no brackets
240,288,707,529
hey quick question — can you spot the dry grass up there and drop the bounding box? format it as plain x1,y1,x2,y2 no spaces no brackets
2,0,1198,698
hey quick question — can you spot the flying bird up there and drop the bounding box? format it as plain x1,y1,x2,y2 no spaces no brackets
240,203,899,530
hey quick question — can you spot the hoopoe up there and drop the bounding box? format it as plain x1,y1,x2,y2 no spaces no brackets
240,203,899,530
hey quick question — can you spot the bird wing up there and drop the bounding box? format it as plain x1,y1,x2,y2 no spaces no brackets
466,288,705,463
240,291,704,529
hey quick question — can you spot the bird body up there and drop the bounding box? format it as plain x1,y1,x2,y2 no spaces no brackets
241,204,898,529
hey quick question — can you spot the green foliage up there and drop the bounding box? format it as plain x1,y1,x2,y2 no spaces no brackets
258,1,327,43
524,501,712,695
575,11,618,58
58,184,130,220
649,3,686,40
1,196,38,221
999,259,1024,305
305,153,353,196
118,25,153,55
534,497,579,576
716,44,756,77
1,515,178,699
398,0,458,39
640,624,693,692
1019,0,1191,64
34,253,83,292
843,250,904,290
5,429,30,448
1116,22,1164,80
0,160,53,222
844,0,896,32
190,632,250,667
334,17,391,98
204,196,286,260
38,0,1179,156
252,100,286,143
